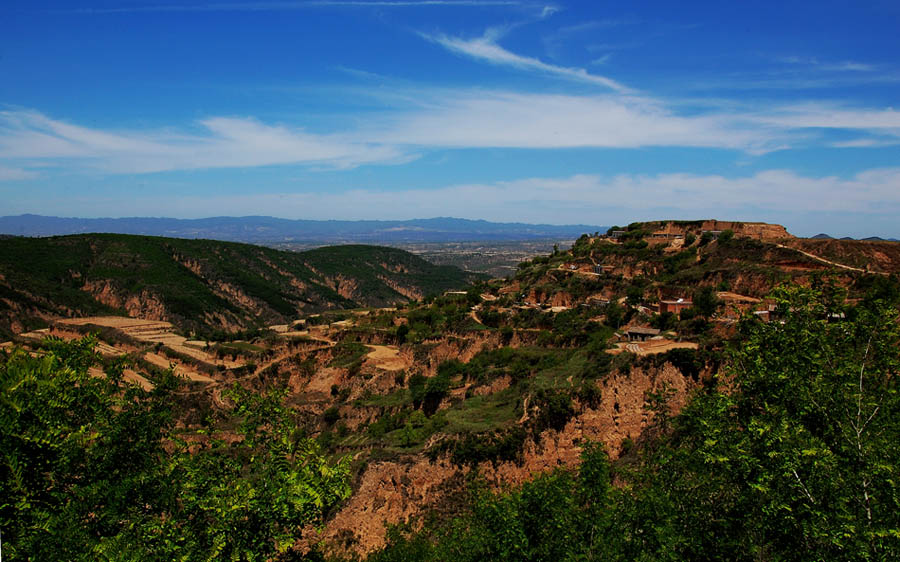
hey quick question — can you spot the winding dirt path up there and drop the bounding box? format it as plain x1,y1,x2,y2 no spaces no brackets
557,264,601,277
777,244,887,275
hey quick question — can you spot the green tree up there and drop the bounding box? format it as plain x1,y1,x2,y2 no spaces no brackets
605,301,625,329
721,286,900,558
0,336,351,561
626,285,644,307
370,443,611,562
692,285,721,317
618,285,900,560
396,323,409,345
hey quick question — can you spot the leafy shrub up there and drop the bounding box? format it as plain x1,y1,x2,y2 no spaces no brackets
0,337,351,560
532,390,575,434
427,427,527,468
323,406,340,425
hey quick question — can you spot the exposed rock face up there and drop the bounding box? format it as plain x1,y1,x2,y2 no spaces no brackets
330,275,360,301
421,331,502,376
378,276,422,301
380,262,409,274
176,256,206,278
312,457,462,555
642,220,793,242
81,280,168,321
550,291,573,307
314,361,695,556
704,220,792,242
214,280,263,314
472,374,511,396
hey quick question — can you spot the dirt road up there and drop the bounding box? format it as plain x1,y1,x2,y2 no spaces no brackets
777,244,886,275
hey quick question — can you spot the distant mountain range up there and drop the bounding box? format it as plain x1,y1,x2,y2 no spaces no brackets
811,233,899,242
0,215,606,244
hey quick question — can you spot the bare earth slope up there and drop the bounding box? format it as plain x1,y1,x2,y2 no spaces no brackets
787,238,900,274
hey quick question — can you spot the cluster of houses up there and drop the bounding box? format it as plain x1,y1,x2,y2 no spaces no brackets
607,227,725,243
621,291,784,342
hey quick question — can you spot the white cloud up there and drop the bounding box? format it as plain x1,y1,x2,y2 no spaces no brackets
539,5,559,18
422,30,631,92
556,18,639,35
25,169,899,234
752,103,900,135
2,94,899,178
823,61,876,72
779,55,820,66
0,110,407,174
830,138,900,148
374,90,784,152
391,169,900,218
779,56,876,72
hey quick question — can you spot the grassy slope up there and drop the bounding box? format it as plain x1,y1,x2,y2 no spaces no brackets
0,234,481,336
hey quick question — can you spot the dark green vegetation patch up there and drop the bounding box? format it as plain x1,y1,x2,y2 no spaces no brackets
0,234,482,337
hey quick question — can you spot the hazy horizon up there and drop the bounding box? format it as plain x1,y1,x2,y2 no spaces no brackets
2,213,896,240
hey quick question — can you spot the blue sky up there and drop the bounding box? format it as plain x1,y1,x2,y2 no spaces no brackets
1,0,899,237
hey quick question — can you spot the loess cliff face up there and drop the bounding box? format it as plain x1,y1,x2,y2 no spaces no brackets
302,357,697,556
698,220,792,242
81,279,169,321
635,220,794,242
254,301,702,556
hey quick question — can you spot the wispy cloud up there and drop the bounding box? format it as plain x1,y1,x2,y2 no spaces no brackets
540,17,637,61
3,94,899,178
752,103,900,134
779,55,876,72
539,5,560,18
19,169,899,235
0,110,408,174
824,61,876,72
678,55,891,93
556,17,639,35
373,90,785,152
421,29,632,92
688,74,900,93
830,138,900,148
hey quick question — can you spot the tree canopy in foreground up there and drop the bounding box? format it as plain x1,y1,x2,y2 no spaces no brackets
0,336,351,561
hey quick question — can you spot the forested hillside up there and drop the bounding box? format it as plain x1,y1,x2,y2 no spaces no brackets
0,234,481,338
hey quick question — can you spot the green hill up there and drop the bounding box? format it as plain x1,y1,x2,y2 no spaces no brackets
0,234,481,337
